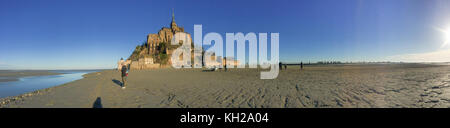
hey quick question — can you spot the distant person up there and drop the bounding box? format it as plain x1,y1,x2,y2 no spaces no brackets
224,57,227,71
300,62,303,70
279,62,282,70
121,64,128,89
284,64,287,70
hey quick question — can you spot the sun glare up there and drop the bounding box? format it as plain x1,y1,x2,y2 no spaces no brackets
445,28,450,47
437,26,450,48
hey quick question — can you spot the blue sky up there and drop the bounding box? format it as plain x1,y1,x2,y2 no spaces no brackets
1,0,450,69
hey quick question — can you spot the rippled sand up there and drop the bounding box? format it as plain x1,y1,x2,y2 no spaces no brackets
1,64,450,108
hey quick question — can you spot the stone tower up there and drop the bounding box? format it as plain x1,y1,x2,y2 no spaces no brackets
171,9,177,29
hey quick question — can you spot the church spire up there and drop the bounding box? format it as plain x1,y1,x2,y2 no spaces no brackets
171,8,177,28
172,8,175,22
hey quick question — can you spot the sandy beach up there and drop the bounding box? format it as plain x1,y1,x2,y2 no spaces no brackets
1,64,449,108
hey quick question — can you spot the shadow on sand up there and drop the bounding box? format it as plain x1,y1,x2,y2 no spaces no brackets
112,79,123,87
92,97,103,108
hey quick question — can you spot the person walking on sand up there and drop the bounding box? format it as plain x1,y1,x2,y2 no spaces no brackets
300,62,303,70
279,62,282,70
121,64,128,89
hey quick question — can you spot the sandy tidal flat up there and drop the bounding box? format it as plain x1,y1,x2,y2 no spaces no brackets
1,64,450,108
0,70,62,82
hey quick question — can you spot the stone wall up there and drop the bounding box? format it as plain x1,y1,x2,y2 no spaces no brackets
129,57,160,70
147,34,160,54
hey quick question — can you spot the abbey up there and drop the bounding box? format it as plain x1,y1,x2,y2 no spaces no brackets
146,11,187,55
122,11,193,70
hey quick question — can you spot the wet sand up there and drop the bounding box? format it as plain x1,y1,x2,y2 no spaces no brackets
1,64,450,108
0,70,62,82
